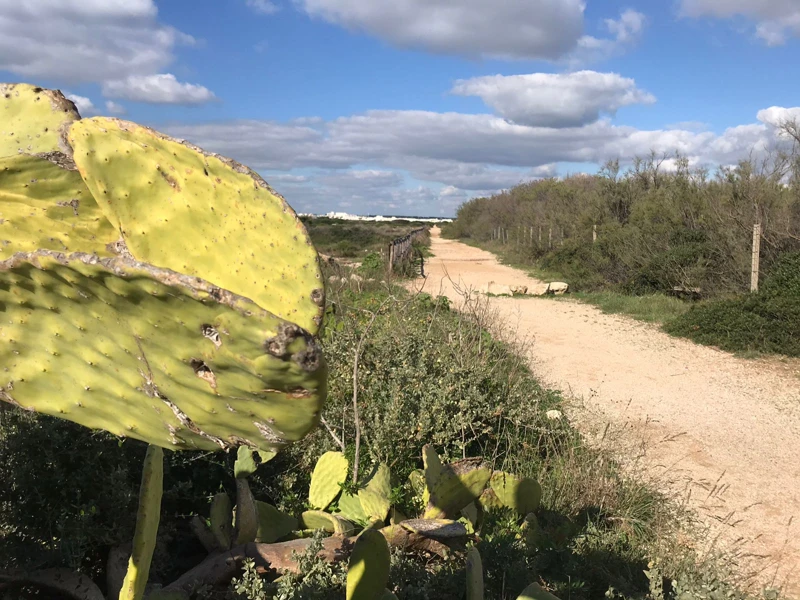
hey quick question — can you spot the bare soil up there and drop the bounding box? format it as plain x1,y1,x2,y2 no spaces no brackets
412,227,800,594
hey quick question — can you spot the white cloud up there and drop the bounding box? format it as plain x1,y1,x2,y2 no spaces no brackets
105,100,127,115
295,0,586,60
680,0,800,44
162,105,797,215
451,71,655,127
247,0,279,14
0,0,194,83
66,94,96,116
569,9,647,64
102,74,216,105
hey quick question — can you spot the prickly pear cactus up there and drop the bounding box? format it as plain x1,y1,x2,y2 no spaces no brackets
422,446,492,519
489,471,542,516
346,529,391,600
0,252,326,452
516,583,562,600
1,83,80,157
67,117,324,334
308,451,349,510
465,547,484,600
358,464,391,522
0,154,117,259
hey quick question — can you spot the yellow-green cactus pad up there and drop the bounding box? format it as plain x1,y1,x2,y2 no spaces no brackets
465,547,483,600
210,492,233,549
308,451,349,510
255,501,298,543
233,478,258,545
489,471,542,516
358,464,391,522
1,83,80,158
422,446,491,520
67,118,324,333
346,529,390,600
0,154,117,259
0,251,326,452
120,445,163,600
337,491,368,525
300,510,354,535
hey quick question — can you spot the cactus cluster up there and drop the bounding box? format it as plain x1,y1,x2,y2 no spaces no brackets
0,83,326,455
0,82,328,600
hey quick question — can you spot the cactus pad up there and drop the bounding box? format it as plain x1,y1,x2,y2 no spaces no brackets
516,583,561,600
0,252,326,452
422,446,491,519
255,501,298,543
358,464,391,522
0,154,117,259
67,118,324,333
489,471,542,516
1,83,80,157
300,510,354,535
346,529,391,600
337,491,368,525
465,547,484,600
308,451,349,510
209,492,233,550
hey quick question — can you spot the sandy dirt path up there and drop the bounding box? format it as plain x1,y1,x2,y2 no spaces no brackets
411,227,800,593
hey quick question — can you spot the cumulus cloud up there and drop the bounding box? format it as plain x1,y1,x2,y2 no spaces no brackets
680,0,800,44
247,0,280,14
569,9,647,64
102,74,216,105
105,100,127,115
451,71,655,127
0,0,194,83
162,104,798,215
66,94,96,116
295,0,586,60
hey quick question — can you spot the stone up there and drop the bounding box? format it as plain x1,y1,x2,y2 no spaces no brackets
546,282,569,295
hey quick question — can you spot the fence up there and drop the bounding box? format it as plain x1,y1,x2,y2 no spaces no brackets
388,228,427,274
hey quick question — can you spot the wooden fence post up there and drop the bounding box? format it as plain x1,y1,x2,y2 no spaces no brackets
593,224,597,243
751,222,761,292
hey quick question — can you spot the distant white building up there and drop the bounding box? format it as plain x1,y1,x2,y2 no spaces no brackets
297,211,453,223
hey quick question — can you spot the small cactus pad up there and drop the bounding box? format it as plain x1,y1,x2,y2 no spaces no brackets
346,529,391,600
255,501,298,543
309,451,349,510
300,510,354,535
0,252,326,452
234,446,262,479
67,118,324,333
516,583,562,600
422,446,491,519
337,491,368,525
209,492,233,550
489,471,542,516
465,547,484,600
1,83,80,157
0,154,117,259
358,464,391,522
119,445,163,600
233,478,258,545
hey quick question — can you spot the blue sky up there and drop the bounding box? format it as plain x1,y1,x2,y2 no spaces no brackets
2,0,800,216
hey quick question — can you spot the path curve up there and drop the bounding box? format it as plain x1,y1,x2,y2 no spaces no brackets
412,227,800,593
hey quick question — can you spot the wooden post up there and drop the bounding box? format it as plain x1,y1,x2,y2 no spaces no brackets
593,223,597,243
538,226,542,245
388,243,394,274
751,222,761,292
548,226,552,250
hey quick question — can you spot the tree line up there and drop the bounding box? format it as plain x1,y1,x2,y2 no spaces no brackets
444,140,800,296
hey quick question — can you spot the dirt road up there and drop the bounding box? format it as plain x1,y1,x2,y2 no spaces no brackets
411,227,800,593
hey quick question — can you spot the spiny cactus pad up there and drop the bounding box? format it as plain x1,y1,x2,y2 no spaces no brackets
337,491,368,525
358,464,391,522
516,583,562,600
308,451,349,510
346,529,391,600
489,471,542,516
300,510,354,535
67,118,324,333
0,154,117,259
0,252,326,452
1,83,80,157
422,446,491,519
210,492,233,549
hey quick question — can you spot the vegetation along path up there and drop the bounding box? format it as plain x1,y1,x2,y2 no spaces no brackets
412,226,800,592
